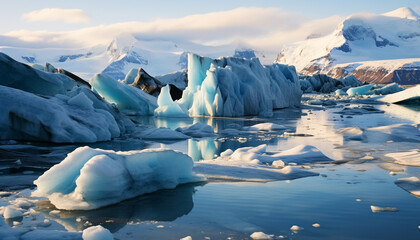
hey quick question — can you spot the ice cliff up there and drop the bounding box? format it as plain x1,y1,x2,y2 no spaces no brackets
156,53,302,117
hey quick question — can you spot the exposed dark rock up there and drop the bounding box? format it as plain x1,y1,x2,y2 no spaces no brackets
131,68,183,100
57,68,91,88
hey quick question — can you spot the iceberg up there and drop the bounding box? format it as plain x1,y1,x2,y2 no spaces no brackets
82,225,113,240
154,85,189,117
0,52,75,96
0,85,133,143
346,84,374,96
33,146,201,210
160,53,302,117
90,73,157,115
175,122,215,138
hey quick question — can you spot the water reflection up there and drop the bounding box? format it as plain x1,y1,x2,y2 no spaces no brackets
36,182,203,233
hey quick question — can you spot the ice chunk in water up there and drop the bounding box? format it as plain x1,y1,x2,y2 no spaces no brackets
82,225,113,240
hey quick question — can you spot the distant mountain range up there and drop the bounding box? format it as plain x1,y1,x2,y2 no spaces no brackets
276,7,420,84
0,34,264,80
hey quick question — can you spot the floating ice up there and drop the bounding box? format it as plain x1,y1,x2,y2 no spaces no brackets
0,85,133,143
335,89,348,95
176,123,215,138
180,236,192,240
154,85,189,117
395,177,420,197
370,205,399,212
0,52,75,96
336,105,384,115
242,123,287,131
366,124,420,142
290,225,304,232
346,84,374,96
378,84,420,104
384,150,420,167
160,53,301,117
312,223,320,228
337,127,365,141
250,232,274,239
193,144,319,182
299,74,361,93
3,206,23,219
370,83,403,95
33,146,200,210
90,73,157,115
82,225,113,240
268,145,333,164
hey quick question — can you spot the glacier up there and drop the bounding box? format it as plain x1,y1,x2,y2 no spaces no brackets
158,53,302,117
90,73,158,115
33,147,201,210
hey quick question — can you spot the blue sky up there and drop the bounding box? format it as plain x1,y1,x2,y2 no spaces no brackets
1,0,418,33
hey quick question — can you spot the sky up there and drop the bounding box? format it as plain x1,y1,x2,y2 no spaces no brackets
0,0,419,50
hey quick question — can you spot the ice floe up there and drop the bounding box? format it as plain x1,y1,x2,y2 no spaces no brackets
33,147,200,210
175,122,215,138
250,232,274,239
384,149,420,167
290,225,304,232
395,177,420,197
347,84,374,96
82,225,113,240
132,125,189,140
242,123,287,131
370,205,399,212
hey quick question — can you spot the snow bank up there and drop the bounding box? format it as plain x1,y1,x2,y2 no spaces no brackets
82,225,113,240
176,122,215,137
161,53,301,117
90,73,157,115
378,84,420,104
0,52,75,96
384,150,420,167
33,146,200,210
0,85,133,143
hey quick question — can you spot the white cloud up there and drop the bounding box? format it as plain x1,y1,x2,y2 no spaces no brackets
22,8,89,24
7,7,341,53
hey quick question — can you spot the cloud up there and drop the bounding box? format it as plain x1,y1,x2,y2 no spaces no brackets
22,8,89,24
6,7,341,53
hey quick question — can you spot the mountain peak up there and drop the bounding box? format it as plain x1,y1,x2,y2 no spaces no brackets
382,7,419,21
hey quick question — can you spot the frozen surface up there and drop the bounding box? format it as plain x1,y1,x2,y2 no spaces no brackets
82,225,113,240
0,85,133,143
384,150,420,167
176,123,215,138
365,124,420,142
166,53,301,117
33,147,200,210
90,74,157,115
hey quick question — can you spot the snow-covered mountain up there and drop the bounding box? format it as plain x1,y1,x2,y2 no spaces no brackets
0,35,265,81
276,7,420,84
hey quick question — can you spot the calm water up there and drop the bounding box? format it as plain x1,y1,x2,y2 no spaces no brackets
1,98,419,239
